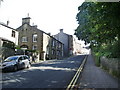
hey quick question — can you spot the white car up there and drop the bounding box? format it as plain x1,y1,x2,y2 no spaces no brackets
0,55,31,72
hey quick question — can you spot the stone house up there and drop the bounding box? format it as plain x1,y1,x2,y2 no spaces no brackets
16,17,63,61
72,38,82,55
43,33,63,60
53,29,82,57
53,29,70,57
53,29,74,57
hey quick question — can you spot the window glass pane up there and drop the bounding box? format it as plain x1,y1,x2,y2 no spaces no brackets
12,30,15,37
32,45,37,50
19,57,23,60
33,34,37,42
22,37,27,42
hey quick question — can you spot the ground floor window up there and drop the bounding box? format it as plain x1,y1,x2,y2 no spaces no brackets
32,45,37,50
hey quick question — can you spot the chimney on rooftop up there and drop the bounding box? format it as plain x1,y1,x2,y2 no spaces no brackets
60,29,63,33
7,20,9,26
48,33,51,36
22,17,31,25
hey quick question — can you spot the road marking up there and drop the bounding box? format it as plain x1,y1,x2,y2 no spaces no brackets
66,55,88,90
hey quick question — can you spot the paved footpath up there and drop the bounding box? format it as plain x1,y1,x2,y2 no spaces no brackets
78,54,120,89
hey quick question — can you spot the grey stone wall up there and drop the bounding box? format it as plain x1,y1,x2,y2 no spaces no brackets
54,30,69,57
100,56,120,77
17,24,43,60
0,47,15,62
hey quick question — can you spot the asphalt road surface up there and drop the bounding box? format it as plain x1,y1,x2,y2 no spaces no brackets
1,55,85,89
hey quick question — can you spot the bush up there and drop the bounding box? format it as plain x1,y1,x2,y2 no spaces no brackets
92,51,101,66
112,70,120,79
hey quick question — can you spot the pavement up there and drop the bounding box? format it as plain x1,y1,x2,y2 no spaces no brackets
78,54,120,89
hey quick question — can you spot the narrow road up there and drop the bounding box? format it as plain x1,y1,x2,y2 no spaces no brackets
1,55,85,89
78,54,119,89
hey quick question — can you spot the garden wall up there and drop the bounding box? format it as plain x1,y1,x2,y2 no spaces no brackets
100,56,120,78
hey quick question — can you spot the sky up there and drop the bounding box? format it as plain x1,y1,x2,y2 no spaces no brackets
0,0,84,35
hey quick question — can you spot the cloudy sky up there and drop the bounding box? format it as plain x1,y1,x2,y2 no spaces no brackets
0,0,84,35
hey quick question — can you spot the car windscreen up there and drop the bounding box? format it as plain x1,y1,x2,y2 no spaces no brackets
4,56,18,62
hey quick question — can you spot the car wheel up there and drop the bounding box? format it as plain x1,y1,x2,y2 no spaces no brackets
27,63,31,68
13,65,18,71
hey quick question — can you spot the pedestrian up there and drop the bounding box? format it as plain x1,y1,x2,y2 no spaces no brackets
32,55,35,63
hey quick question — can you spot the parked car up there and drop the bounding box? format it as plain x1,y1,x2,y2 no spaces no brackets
0,55,31,72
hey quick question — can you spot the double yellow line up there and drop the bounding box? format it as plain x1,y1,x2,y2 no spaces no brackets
66,55,88,90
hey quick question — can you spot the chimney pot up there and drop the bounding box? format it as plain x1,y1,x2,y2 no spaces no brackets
60,29,63,33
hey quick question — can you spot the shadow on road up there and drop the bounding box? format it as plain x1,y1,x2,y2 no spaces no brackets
2,55,86,88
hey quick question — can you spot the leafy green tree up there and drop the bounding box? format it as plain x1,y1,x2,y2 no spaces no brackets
75,2,120,58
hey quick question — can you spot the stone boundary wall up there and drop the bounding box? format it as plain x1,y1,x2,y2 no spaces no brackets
0,47,15,62
0,47,24,62
100,56,120,77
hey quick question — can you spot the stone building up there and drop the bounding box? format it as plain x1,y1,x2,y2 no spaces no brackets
73,38,82,55
53,29,72,57
43,33,63,60
53,29,82,57
16,17,63,61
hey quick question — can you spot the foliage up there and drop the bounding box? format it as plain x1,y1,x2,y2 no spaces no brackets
2,41,15,49
15,46,21,49
75,2,120,58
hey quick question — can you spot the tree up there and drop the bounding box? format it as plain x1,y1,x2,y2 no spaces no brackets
75,2,120,58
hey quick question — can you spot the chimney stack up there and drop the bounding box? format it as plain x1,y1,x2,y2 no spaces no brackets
60,29,63,33
22,17,31,25
7,20,9,26
48,33,51,36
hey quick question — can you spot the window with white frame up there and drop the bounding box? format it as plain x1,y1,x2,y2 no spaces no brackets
22,37,27,42
33,34,37,42
32,45,37,50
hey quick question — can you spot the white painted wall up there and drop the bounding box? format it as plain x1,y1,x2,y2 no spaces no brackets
43,33,50,60
0,24,18,45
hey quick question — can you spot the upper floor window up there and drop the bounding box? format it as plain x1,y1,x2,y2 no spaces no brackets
22,37,27,42
52,50,55,55
52,40,55,47
33,34,37,42
11,30,15,37
59,43,62,48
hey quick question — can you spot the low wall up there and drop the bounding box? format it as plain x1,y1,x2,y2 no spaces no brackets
0,47,24,62
100,57,120,78
0,47,15,62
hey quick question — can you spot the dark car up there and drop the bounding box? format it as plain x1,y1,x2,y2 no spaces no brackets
0,55,31,72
